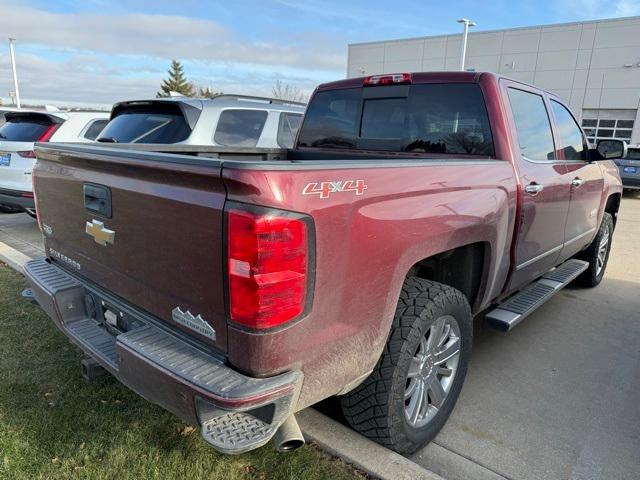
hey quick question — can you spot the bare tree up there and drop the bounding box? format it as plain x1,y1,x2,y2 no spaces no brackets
189,84,221,99
272,80,307,103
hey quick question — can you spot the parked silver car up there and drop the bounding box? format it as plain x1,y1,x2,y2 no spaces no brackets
96,95,305,148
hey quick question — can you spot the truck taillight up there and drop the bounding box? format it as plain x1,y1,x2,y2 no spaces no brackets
363,73,412,86
227,206,311,330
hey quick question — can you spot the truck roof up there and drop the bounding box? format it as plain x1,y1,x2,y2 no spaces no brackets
317,71,484,91
316,71,556,98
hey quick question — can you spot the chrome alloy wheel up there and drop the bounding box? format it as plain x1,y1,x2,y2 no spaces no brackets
404,315,461,428
596,223,611,277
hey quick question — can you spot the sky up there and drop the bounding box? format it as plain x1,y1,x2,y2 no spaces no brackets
0,0,639,109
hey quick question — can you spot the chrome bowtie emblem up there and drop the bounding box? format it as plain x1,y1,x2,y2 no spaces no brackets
85,219,115,246
172,307,216,341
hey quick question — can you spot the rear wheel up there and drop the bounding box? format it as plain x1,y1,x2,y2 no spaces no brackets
576,213,614,287
340,277,472,454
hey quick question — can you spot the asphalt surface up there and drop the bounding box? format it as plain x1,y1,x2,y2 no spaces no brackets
412,191,640,480
0,192,639,480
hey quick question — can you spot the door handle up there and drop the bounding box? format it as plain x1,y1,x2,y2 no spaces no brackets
83,183,112,218
572,177,584,187
524,183,544,195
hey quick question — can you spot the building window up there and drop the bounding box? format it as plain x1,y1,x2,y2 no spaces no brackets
582,118,634,143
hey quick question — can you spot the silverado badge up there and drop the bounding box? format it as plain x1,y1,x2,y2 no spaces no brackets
172,307,216,341
85,219,115,246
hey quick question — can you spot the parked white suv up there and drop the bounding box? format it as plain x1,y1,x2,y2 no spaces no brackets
0,109,109,216
96,95,305,148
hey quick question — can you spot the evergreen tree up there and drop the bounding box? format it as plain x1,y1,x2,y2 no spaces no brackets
157,60,194,97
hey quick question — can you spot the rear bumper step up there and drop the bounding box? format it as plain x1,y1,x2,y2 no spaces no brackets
24,258,302,454
486,259,589,331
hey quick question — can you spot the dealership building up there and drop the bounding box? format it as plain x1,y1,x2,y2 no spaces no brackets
347,16,640,145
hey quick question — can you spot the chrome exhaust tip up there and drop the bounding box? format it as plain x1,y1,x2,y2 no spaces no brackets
273,415,305,452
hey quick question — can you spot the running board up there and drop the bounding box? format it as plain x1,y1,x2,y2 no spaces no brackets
486,259,589,331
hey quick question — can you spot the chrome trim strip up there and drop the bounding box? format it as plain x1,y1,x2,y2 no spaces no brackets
564,228,596,246
516,227,596,271
516,245,563,270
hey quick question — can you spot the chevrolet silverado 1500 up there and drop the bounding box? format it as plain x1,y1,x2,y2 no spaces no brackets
24,72,624,455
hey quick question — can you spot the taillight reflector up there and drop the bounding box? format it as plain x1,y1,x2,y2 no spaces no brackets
38,124,60,142
17,151,36,158
227,207,309,329
363,73,412,86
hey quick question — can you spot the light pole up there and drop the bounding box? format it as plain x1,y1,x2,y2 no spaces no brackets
8,37,21,108
457,18,476,71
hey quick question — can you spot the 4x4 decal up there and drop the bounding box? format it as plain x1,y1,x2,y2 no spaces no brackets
302,180,368,199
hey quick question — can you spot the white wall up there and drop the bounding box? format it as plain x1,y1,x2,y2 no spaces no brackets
348,17,640,143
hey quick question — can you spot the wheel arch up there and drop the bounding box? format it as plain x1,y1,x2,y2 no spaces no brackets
604,193,621,229
405,242,490,312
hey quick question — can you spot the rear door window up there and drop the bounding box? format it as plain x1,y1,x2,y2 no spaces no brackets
507,88,556,161
98,108,191,144
297,83,494,155
277,113,303,148
550,100,587,161
82,119,109,141
214,109,268,147
0,115,55,142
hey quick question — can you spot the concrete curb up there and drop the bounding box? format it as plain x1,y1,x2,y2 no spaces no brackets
297,409,445,480
0,238,444,480
0,239,30,271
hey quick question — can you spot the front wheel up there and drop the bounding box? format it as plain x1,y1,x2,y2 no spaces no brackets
576,213,614,287
340,277,472,454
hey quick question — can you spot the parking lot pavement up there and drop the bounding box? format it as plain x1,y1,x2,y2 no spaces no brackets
412,191,640,480
1,193,639,480
0,212,44,258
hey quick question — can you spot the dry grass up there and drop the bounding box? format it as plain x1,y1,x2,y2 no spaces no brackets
0,264,363,480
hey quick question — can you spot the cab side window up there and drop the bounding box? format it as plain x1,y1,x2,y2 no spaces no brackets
507,88,556,161
551,100,587,161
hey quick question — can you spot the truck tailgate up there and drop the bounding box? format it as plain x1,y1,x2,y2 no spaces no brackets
33,144,228,351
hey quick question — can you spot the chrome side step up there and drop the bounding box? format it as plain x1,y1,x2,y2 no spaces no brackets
486,259,589,331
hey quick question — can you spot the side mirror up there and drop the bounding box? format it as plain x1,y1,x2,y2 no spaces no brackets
594,139,627,160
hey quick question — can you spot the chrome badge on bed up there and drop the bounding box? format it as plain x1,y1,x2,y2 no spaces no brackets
171,307,216,341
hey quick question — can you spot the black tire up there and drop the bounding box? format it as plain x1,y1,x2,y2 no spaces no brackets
575,213,614,287
340,277,472,454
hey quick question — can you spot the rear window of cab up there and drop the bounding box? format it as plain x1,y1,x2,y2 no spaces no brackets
297,83,494,156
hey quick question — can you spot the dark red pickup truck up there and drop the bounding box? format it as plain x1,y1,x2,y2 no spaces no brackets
25,72,624,455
